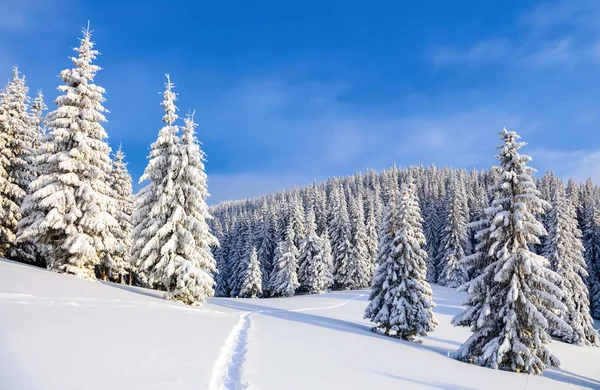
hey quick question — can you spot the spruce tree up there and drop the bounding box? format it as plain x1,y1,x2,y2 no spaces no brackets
543,185,600,346
452,129,570,374
256,204,277,293
168,112,218,304
581,189,600,319
0,68,35,257
102,147,134,282
130,75,181,287
269,223,300,297
365,199,379,268
364,180,438,341
298,207,332,293
329,184,352,287
239,247,262,298
339,196,371,289
437,180,470,288
18,28,118,277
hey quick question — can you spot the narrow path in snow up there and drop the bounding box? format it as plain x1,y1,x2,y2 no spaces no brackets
207,293,365,389
209,312,253,390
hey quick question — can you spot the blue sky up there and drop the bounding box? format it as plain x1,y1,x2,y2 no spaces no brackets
2,0,600,203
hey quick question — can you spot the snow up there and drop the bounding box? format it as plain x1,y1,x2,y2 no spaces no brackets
1,258,599,389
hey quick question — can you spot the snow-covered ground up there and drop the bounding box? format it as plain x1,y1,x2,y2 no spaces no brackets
1,258,599,390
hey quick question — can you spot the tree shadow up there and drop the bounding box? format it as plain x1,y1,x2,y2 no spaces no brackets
368,369,477,390
543,368,600,389
210,298,454,358
98,280,166,301
433,304,464,317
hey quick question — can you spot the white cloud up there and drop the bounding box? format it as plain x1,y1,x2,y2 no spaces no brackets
207,172,321,204
529,148,600,183
428,0,600,69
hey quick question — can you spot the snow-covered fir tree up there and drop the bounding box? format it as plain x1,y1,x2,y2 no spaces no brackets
8,88,48,266
328,184,352,287
214,225,233,297
298,207,333,293
580,187,600,319
365,199,379,267
131,100,217,304
168,112,219,304
17,28,118,277
268,223,300,297
364,180,438,341
437,180,470,288
452,129,570,375
0,67,35,257
239,247,263,298
230,217,254,297
100,147,134,282
543,184,600,346
29,90,47,159
256,203,277,294
339,196,371,289
289,195,305,249
130,75,181,287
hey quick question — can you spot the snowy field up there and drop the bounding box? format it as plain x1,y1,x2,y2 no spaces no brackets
1,258,599,390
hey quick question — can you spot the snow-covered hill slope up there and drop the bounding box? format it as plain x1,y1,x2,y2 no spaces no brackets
1,258,599,390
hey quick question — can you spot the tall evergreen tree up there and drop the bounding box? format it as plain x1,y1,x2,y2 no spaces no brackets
364,180,438,340
329,184,352,286
452,129,570,374
18,28,118,277
581,188,600,319
298,207,333,293
0,68,35,257
269,223,300,297
103,147,134,282
543,185,600,346
130,75,181,287
256,204,277,293
239,247,262,298
437,180,470,288
339,196,371,289
165,112,218,304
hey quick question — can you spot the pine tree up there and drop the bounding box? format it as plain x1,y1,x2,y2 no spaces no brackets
214,226,233,297
329,184,352,286
0,68,35,257
8,88,49,267
98,147,134,282
17,28,118,278
30,90,47,162
437,180,470,288
452,129,570,375
167,112,219,304
256,204,277,294
365,199,379,269
230,218,253,297
543,185,600,346
364,180,438,341
239,247,262,298
581,188,600,319
130,75,181,287
298,207,332,293
269,223,300,297
339,196,371,289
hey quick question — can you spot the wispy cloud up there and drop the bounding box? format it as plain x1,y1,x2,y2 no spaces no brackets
429,0,600,68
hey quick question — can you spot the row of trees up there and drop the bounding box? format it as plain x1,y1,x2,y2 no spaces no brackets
209,132,600,374
0,27,217,305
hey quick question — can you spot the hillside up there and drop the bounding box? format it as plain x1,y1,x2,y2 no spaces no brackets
1,258,599,390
